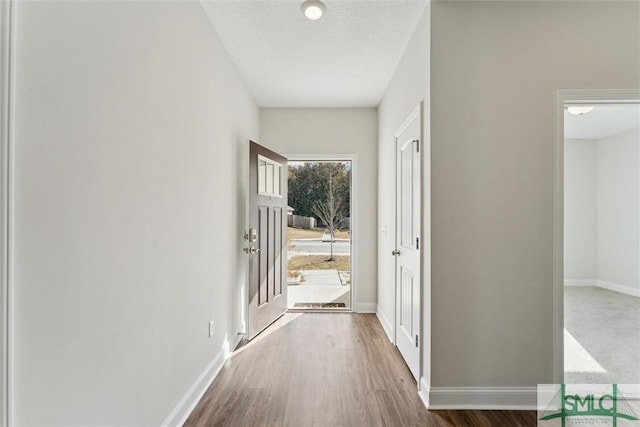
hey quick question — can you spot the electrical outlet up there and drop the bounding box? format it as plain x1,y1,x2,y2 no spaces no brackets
208,320,215,338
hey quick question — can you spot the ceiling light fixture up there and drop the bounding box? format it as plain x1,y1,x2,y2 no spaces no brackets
565,106,595,116
301,0,326,20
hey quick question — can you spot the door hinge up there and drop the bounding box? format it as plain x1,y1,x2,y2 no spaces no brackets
415,334,419,347
414,139,420,152
416,237,419,250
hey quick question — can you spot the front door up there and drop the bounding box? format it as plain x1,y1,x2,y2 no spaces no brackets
246,141,288,340
394,107,421,381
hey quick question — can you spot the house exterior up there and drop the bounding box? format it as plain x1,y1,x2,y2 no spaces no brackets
0,1,638,425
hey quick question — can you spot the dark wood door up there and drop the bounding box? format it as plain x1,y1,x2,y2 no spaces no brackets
246,141,288,340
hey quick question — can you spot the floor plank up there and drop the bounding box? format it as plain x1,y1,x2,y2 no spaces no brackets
184,313,537,427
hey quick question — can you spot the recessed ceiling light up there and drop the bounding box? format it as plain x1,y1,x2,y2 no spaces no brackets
301,0,326,20
565,106,595,115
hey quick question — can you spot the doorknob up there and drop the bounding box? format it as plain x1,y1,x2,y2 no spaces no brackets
243,246,261,254
392,249,400,256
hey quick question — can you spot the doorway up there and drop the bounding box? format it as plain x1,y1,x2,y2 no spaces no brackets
554,90,640,384
563,102,640,384
286,157,354,311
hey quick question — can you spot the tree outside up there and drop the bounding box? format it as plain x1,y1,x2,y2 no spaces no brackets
288,161,350,223
312,175,345,260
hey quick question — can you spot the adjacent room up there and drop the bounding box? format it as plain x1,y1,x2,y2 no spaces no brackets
564,103,640,384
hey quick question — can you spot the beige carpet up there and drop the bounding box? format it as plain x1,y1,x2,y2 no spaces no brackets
564,286,639,384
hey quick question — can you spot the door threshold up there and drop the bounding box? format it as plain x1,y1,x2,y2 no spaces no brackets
287,307,352,313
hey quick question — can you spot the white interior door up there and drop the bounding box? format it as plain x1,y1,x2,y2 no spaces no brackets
394,107,421,381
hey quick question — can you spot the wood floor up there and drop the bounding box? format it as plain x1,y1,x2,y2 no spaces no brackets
184,313,536,427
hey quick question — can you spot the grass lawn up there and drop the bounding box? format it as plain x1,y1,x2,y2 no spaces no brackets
287,227,351,241
288,255,350,271
287,227,323,240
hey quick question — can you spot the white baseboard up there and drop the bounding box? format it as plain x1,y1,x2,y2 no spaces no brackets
354,302,376,313
161,334,243,427
418,377,429,409
428,387,537,410
597,280,640,297
564,279,640,297
564,279,597,287
375,306,394,342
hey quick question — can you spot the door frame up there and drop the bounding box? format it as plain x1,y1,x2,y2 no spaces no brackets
393,102,423,382
552,89,640,383
0,1,15,425
284,154,357,311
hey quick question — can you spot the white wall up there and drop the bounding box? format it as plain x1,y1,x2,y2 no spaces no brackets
13,2,258,425
259,108,378,309
564,139,597,281
565,129,640,294
376,3,430,385
0,2,10,425
597,128,640,292
431,0,639,390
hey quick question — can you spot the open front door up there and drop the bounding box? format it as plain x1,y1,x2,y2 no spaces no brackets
394,107,421,381
246,141,288,340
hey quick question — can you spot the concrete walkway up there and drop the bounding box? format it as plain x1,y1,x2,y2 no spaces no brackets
300,270,340,286
287,269,350,308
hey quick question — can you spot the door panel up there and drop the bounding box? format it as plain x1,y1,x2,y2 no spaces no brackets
273,207,283,298
247,141,288,340
400,266,414,340
401,146,415,248
395,109,421,381
258,206,268,306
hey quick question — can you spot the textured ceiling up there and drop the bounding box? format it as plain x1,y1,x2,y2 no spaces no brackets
565,104,640,140
201,0,428,107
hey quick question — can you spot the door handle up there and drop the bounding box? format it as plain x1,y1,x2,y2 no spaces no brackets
243,246,261,254
392,249,400,256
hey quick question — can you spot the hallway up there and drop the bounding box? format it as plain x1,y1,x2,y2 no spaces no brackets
184,314,536,426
